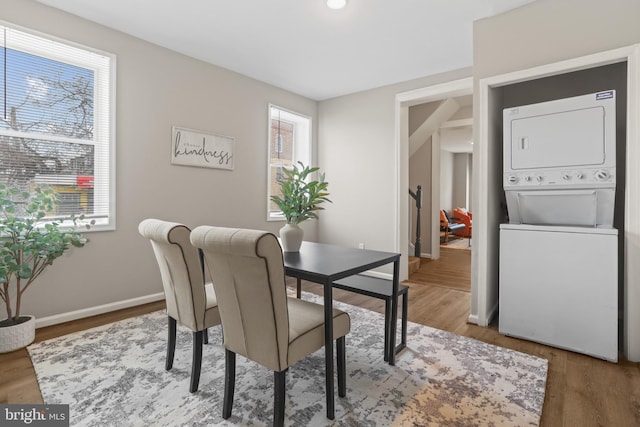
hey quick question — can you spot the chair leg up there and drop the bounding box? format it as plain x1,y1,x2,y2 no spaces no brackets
389,289,409,356
383,298,391,362
400,289,408,351
190,330,204,393
274,370,286,427
204,328,209,344
337,336,347,398
296,278,302,299
166,316,177,371
223,349,236,419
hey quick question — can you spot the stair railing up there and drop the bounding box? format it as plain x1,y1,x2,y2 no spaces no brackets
408,185,422,257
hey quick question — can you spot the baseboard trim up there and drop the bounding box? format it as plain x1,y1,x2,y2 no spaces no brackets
35,292,165,329
408,252,431,259
467,302,498,327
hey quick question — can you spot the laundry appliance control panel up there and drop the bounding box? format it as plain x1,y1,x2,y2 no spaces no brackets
504,167,615,189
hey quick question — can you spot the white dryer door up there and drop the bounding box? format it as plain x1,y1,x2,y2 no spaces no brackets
509,106,605,170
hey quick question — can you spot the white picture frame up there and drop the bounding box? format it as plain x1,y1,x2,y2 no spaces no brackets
171,126,234,170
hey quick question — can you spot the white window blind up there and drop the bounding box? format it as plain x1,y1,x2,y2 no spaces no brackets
0,23,115,230
266,105,311,221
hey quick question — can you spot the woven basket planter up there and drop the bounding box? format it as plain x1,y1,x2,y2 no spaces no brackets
0,316,36,353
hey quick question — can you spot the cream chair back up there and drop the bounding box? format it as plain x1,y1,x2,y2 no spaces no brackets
190,226,289,372
138,219,207,332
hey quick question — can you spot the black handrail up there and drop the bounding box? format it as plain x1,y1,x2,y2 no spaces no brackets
408,185,422,257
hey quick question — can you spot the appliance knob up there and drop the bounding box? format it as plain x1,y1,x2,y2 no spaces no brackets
507,175,518,184
536,175,543,183
595,169,610,181
562,173,571,181
524,176,531,182
576,172,584,180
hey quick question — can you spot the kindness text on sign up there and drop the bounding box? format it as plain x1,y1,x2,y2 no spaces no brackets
171,126,234,170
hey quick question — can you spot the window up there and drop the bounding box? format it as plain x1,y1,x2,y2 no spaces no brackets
0,24,115,230
267,105,311,220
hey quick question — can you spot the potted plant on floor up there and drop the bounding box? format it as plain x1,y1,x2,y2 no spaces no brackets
0,184,92,353
270,162,331,252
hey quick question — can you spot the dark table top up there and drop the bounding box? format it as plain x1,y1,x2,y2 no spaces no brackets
283,241,400,283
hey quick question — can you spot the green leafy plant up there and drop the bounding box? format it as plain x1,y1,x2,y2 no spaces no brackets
0,184,93,327
270,162,331,225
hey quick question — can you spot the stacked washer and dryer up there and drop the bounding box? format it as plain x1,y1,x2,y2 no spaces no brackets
499,90,619,361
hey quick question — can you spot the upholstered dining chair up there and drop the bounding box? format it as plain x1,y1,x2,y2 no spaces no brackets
190,226,351,426
138,218,221,393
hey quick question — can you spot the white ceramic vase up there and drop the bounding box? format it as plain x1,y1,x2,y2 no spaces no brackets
0,315,36,353
280,223,303,252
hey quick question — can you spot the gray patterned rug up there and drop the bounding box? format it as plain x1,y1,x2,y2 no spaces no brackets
28,293,547,426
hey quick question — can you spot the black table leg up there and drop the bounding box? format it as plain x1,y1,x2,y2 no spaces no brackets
324,278,335,419
388,260,400,365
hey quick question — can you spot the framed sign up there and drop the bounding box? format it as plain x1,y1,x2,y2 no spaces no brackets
171,126,234,170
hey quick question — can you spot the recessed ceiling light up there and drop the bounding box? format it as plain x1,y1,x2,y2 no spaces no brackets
326,0,347,10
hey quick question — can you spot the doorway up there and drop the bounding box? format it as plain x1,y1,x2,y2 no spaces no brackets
399,79,472,259
398,78,473,292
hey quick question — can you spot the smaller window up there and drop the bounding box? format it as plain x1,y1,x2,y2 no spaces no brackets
267,105,311,221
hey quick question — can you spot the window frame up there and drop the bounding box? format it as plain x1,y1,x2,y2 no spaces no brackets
266,104,312,222
0,21,116,232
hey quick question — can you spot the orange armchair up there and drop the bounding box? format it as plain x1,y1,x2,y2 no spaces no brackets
440,210,466,242
452,208,472,237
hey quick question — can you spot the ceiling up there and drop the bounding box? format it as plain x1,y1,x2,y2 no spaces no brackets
36,0,535,101
441,126,473,154
441,95,473,154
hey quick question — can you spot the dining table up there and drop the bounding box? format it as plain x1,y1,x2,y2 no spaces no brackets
282,241,401,420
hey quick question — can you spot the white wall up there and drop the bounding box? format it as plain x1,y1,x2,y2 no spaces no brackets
1,0,318,322
439,151,454,211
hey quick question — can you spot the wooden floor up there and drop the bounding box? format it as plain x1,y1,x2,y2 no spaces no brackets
408,247,471,292
2,251,639,426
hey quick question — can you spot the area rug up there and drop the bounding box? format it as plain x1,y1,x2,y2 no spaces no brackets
28,294,547,426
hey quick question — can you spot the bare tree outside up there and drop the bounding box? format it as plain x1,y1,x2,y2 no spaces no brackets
1,46,95,215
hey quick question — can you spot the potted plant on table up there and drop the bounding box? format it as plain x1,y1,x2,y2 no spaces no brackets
0,184,92,353
270,162,331,252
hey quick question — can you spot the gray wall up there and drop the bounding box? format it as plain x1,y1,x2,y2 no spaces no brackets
440,152,471,213
408,101,472,257
408,144,471,257
1,0,318,321
473,0,640,80
452,153,470,210
408,137,432,255
439,151,454,211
